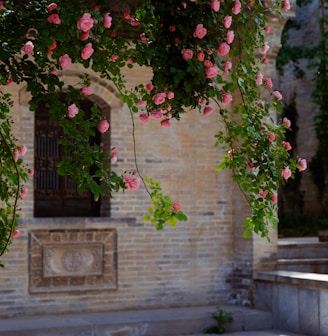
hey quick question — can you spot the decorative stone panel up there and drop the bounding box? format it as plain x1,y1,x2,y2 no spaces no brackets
28,229,117,293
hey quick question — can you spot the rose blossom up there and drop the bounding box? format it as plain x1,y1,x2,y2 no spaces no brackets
124,173,141,191
181,48,193,60
259,189,268,198
173,202,181,212
59,54,72,70
169,25,176,32
205,66,219,79
203,106,213,116
28,169,35,177
271,195,278,202
232,0,241,15
260,42,270,54
273,91,283,100
223,16,232,29
139,113,149,123
80,31,89,41
268,132,275,142
226,30,234,44
265,26,271,33
211,0,220,12
98,119,109,133
77,13,94,32
266,77,273,88
81,42,94,60
47,2,57,11
282,141,292,150
82,86,93,96
111,147,118,164
146,83,153,91
224,61,232,74
197,52,205,61
283,117,291,128
19,145,27,156
21,187,28,199
68,103,78,118
222,93,232,104
103,13,112,28
204,60,213,68
283,0,291,11
13,229,20,238
153,93,166,105
160,119,172,128
256,73,263,85
218,42,230,56
193,24,207,39
47,13,61,24
167,91,174,99
0,1,4,10
151,110,163,119
298,158,307,172
281,167,292,180
21,41,34,55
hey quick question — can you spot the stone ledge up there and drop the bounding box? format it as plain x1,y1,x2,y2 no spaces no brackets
254,270,328,288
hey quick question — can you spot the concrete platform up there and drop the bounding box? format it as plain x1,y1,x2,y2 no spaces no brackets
187,332,305,336
0,305,275,336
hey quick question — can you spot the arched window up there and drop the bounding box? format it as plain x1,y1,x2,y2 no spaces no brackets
34,99,101,217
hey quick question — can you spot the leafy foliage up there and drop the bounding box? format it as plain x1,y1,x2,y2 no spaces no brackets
0,0,304,261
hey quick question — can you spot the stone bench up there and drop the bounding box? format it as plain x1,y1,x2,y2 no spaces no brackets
254,270,328,336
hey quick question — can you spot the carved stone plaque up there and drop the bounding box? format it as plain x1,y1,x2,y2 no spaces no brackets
29,229,117,293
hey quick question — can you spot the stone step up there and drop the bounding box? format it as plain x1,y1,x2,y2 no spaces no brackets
277,258,328,273
278,237,328,259
0,305,272,336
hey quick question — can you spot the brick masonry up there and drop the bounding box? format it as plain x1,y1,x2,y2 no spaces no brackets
0,11,288,317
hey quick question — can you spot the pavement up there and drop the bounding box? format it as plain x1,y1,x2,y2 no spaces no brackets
188,332,305,336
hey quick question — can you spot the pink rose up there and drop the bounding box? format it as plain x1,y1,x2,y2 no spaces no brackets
256,73,263,85
134,100,146,107
218,42,230,56
47,13,61,24
211,0,220,12
152,93,166,105
283,0,291,11
103,13,112,28
262,57,269,64
204,60,213,68
169,25,176,32
13,148,19,162
205,65,219,78
111,54,119,62
160,119,172,128
298,158,307,172
281,167,292,180
271,195,278,202
124,173,141,191
268,132,275,142
59,54,72,70
283,117,291,128
222,93,232,105
139,113,149,123
193,24,207,39
6,77,13,85
98,119,109,133
203,105,213,116
273,91,283,100
47,3,57,12
129,18,140,27
173,202,181,212
21,187,28,199
181,49,193,60
13,229,20,238
259,190,268,198
146,83,153,92
226,30,234,44
68,103,78,118
266,78,273,88
224,61,232,74
21,41,34,55
223,16,232,29
260,42,270,54
80,31,89,41
0,2,4,10
81,42,94,60
77,13,94,32
282,141,292,150
19,145,27,156
167,91,174,99
151,110,163,119
111,147,118,164
82,86,93,96
232,0,241,15
197,52,205,61
265,26,271,33
28,169,35,177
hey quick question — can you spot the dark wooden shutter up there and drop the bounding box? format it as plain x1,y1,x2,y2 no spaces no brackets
34,100,100,217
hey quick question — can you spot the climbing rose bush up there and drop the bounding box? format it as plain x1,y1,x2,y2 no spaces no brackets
0,0,303,263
